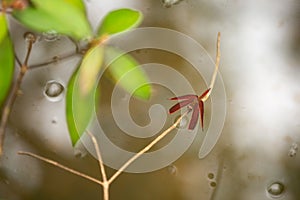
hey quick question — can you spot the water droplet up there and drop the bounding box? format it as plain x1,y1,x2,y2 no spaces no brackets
74,149,87,158
288,149,297,157
162,0,183,8
43,30,60,42
52,56,60,62
44,80,64,102
167,165,178,176
208,173,215,179
267,182,285,198
174,115,189,129
23,32,36,43
121,94,130,101
288,142,298,157
51,117,58,124
4,179,10,185
210,181,217,187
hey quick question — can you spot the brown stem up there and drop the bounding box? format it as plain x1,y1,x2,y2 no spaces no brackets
17,151,104,186
29,51,80,70
15,54,22,67
0,38,34,155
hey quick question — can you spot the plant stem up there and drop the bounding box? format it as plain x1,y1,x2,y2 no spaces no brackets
86,131,108,182
17,151,104,186
29,51,81,70
202,32,221,102
103,183,109,200
15,53,22,67
86,131,109,200
108,110,190,184
0,37,34,155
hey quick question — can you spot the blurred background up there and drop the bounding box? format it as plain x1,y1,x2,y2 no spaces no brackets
0,0,300,199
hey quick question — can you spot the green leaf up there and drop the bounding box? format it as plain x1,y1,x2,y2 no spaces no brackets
97,8,143,36
0,14,14,108
66,45,103,146
105,47,151,100
13,0,92,40
64,0,86,14
0,14,8,43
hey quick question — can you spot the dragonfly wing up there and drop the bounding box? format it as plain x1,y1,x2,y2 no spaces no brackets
188,103,200,130
169,94,197,100
169,98,194,114
199,100,204,130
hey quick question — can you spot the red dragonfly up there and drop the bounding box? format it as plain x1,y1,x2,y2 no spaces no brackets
169,88,210,130
169,32,221,130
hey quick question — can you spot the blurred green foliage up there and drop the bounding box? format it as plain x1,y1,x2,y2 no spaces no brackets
1,0,150,146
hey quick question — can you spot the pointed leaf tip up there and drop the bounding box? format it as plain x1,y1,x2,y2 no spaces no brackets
105,47,151,101
97,8,143,36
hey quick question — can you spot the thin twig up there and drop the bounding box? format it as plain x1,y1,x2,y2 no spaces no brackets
29,51,80,70
24,40,33,66
18,151,104,186
202,32,221,102
86,131,109,200
0,37,35,155
108,110,190,184
86,131,108,182
15,54,22,68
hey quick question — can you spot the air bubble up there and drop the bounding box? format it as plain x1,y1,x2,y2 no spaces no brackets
162,0,183,8
208,173,215,179
3,179,9,185
43,30,60,42
74,148,87,158
174,115,189,129
51,117,58,124
52,56,59,62
267,182,285,198
44,80,64,102
167,165,178,176
288,142,298,157
23,32,36,43
210,181,217,187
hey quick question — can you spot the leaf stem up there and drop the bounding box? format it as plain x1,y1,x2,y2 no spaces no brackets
0,36,35,155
